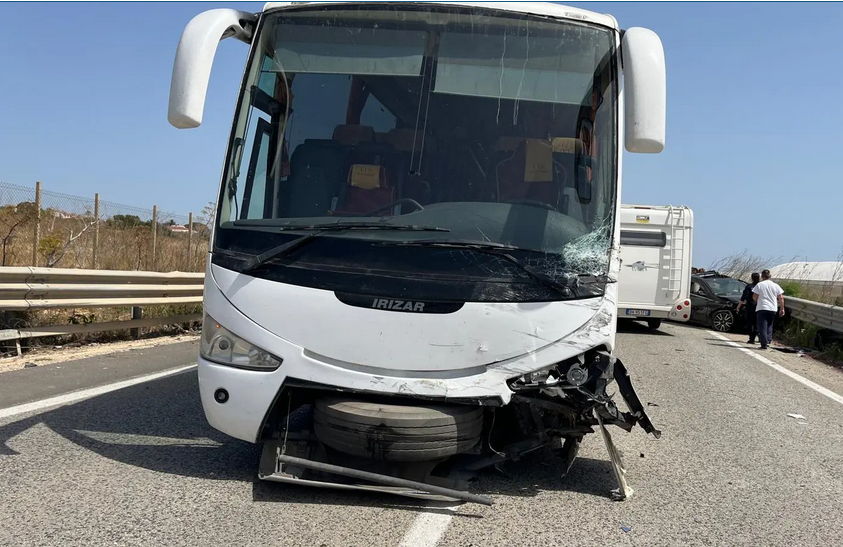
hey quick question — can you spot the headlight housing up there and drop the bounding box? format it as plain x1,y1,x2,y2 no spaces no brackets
508,363,564,391
199,315,282,371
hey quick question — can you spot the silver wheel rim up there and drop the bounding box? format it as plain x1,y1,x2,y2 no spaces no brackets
713,311,733,332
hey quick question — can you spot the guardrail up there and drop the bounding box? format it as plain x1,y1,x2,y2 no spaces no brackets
0,267,205,354
784,295,843,335
0,267,204,310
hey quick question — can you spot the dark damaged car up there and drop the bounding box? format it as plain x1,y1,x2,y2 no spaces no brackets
688,271,749,332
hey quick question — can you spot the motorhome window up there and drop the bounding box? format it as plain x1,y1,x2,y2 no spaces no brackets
620,230,667,247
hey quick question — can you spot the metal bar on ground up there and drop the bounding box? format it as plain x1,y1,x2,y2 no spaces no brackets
276,454,494,506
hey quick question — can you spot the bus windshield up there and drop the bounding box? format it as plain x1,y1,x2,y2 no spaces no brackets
214,5,618,298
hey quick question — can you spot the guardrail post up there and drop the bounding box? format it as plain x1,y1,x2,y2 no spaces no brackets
131,306,143,339
92,193,100,269
151,205,158,271
32,181,42,265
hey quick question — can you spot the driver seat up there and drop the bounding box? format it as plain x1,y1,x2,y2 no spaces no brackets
332,164,395,216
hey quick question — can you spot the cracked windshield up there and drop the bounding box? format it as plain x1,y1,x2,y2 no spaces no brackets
218,6,617,292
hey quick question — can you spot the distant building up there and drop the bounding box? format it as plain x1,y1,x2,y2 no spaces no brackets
770,262,843,283
770,261,843,298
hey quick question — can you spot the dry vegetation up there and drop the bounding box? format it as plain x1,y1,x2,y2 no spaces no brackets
0,202,212,272
1,183,214,358
707,248,843,306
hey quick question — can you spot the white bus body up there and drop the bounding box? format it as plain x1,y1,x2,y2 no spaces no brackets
617,204,693,329
167,1,666,504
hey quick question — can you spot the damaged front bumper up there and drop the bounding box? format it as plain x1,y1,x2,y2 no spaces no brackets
254,354,659,506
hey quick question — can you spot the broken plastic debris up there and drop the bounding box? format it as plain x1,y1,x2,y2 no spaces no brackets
787,413,806,420
621,525,632,533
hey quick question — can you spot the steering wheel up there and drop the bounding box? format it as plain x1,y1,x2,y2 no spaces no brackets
360,198,425,217
505,199,558,212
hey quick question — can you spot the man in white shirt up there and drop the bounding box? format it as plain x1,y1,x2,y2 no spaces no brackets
752,269,785,350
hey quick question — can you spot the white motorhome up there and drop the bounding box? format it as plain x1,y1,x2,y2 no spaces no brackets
167,1,666,505
617,204,693,329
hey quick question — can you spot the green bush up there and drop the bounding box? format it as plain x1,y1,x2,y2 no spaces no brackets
780,281,802,297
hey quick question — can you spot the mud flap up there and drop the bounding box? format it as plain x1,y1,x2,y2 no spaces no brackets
613,357,662,438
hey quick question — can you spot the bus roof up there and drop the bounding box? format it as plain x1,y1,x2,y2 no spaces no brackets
261,1,619,30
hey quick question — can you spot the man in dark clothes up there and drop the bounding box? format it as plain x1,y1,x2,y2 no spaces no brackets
737,272,761,344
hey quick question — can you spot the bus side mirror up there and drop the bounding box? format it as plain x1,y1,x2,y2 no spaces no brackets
168,9,256,129
621,27,666,153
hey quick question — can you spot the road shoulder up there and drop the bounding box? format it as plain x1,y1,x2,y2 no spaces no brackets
714,329,843,399
0,340,199,409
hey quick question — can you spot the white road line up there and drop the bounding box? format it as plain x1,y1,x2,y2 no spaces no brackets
709,331,843,406
398,508,458,547
0,364,198,420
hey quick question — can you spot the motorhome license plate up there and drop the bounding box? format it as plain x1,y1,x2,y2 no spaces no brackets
625,309,651,317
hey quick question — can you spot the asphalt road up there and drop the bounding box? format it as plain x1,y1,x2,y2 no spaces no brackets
1,322,842,547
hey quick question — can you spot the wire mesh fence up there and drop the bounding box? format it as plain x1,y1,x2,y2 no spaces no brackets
0,181,210,272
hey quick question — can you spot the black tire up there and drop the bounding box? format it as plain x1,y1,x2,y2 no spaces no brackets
647,319,662,330
711,309,735,332
313,397,484,462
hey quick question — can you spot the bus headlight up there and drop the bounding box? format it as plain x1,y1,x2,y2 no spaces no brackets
200,315,282,371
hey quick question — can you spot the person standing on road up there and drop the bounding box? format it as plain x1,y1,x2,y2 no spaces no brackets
752,269,785,350
737,272,761,344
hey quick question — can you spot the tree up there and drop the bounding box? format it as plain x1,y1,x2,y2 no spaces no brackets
198,201,217,231
107,214,145,229
41,218,98,267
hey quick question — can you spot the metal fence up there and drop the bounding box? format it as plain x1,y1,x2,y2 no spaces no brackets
0,181,212,272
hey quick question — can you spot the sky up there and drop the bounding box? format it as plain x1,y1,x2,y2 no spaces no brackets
1,1,841,267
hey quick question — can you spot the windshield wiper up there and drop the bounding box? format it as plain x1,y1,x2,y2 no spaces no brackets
240,223,450,274
374,239,605,297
